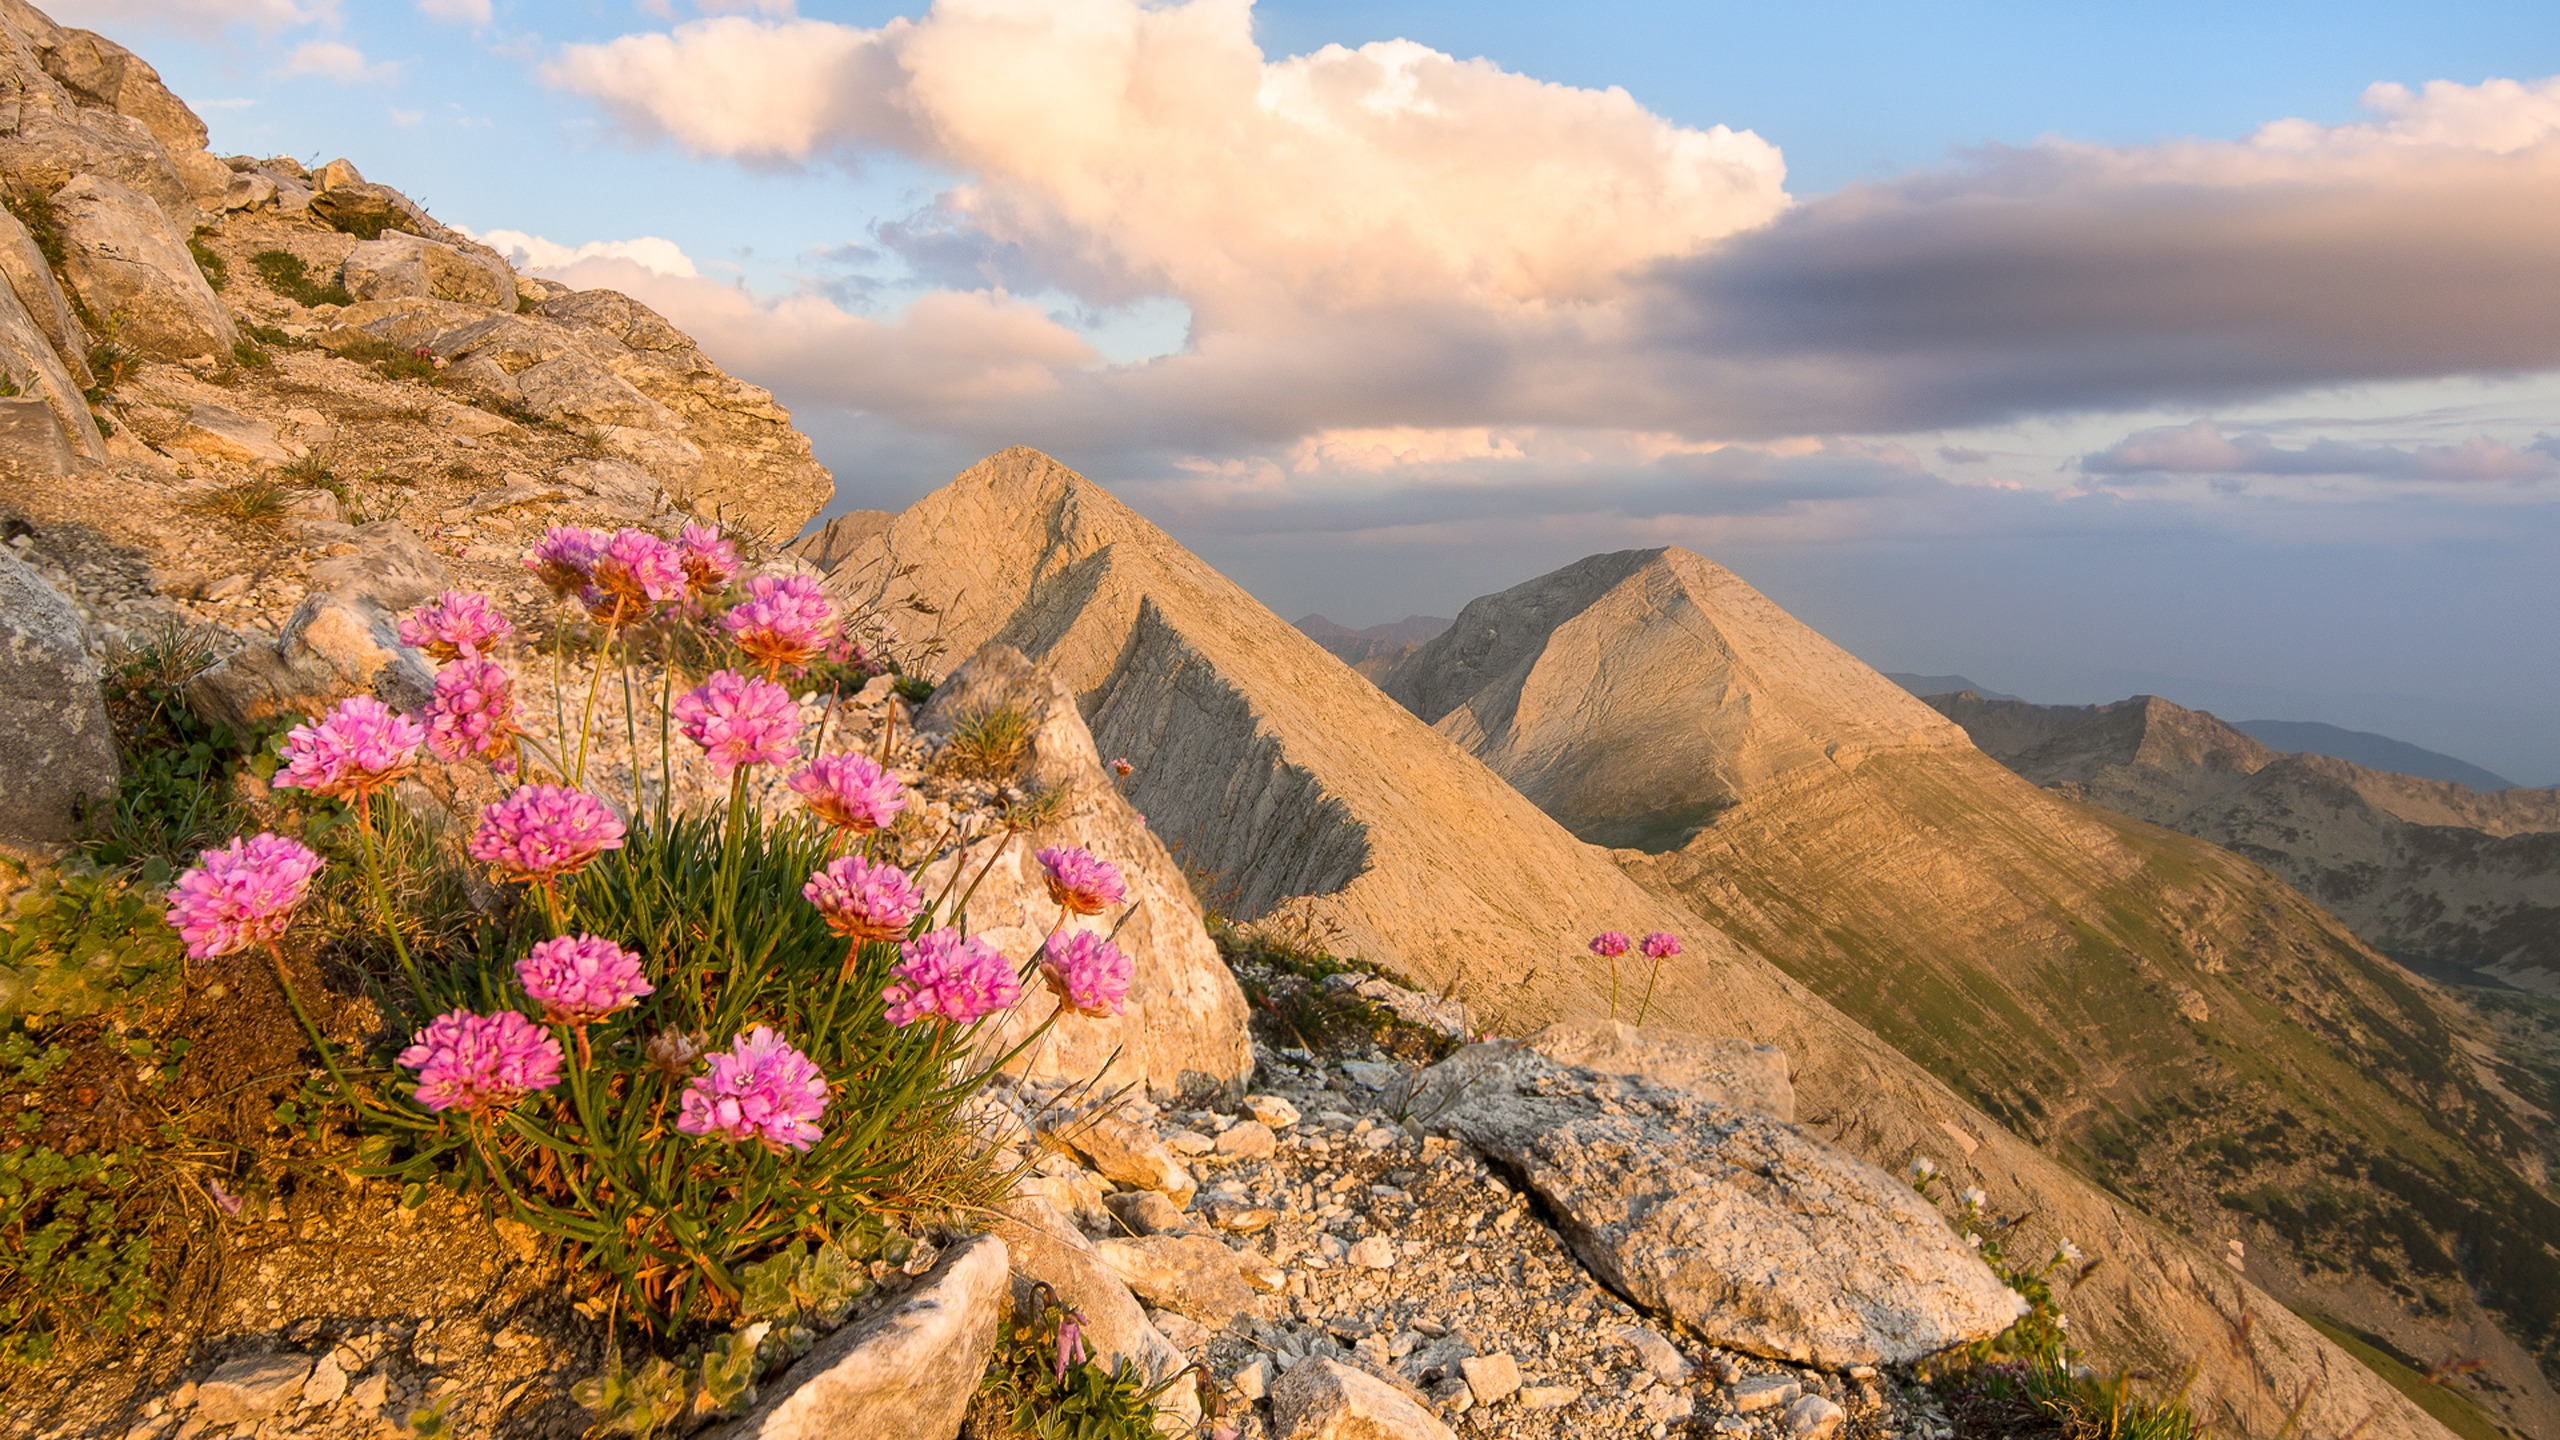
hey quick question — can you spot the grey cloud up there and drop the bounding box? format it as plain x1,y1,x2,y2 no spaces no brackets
1642,142,2560,435
2080,420,2557,480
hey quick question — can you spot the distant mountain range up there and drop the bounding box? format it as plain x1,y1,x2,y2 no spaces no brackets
1292,613,1451,680
1884,674,2521,791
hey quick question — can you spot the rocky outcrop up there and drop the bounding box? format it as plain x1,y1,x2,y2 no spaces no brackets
702,1236,1006,1440
916,643,1254,1099
991,1193,1199,1425
1425,1045,2023,1368
0,0,195,216
0,546,114,850
822,449,2464,1440
1933,689,2560,994
50,174,237,360
187,521,446,729
342,231,517,312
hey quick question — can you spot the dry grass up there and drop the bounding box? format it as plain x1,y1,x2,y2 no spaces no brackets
187,477,290,526
939,704,1035,782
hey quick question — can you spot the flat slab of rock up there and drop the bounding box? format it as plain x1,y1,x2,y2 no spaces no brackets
1047,1109,1197,1206
0,550,117,850
193,1354,313,1424
1092,1233,1256,1326
1426,1049,2023,1369
174,404,294,465
1526,1018,1795,1122
51,173,239,359
1271,1357,1457,1440
701,1234,1005,1440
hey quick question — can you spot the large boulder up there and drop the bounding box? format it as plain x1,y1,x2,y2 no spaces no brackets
701,1235,1006,1440
50,173,238,360
915,643,1254,1100
3,3,207,154
0,209,100,464
1425,1046,2024,1369
0,205,92,383
342,231,516,312
1269,1358,1457,1440
186,592,436,732
0,549,117,851
0,2,190,214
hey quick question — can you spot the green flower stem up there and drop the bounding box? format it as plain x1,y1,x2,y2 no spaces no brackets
573,611,619,787
1636,958,1663,1027
352,789,421,999
260,940,373,1116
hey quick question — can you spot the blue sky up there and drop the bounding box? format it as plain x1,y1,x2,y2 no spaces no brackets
64,0,2560,782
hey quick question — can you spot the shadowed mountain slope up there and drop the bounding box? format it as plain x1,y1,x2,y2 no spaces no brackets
2235,718,2517,792
1388,546,2560,1433
1932,691,2560,996
819,448,2463,1440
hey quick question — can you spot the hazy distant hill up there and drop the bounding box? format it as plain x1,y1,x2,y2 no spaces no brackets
814,451,2464,1440
1388,547,2560,1429
1886,672,2021,702
2236,717,2517,791
1292,613,1450,682
1931,691,2560,995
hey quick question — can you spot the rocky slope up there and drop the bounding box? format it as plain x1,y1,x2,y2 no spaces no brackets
818,447,2460,1440
1930,690,2560,996
1386,546,2560,1436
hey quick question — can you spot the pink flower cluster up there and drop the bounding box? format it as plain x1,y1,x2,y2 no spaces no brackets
1041,930,1132,1019
677,524,739,600
590,528,686,612
885,929,1020,1026
165,832,324,960
516,934,653,1025
673,669,800,777
790,753,908,833
398,1009,563,1115
273,696,424,801
1036,846,1125,918
676,1026,829,1152
1641,931,1681,960
723,574,836,673
1588,931,1631,959
469,784,627,881
423,657,518,773
528,525,603,597
803,855,922,943
398,590,512,661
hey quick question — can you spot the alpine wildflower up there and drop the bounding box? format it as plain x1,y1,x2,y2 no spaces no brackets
271,695,424,801
398,590,512,661
165,832,324,960
676,1026,829,1153
673,669,801,777
1040,929,1133,1019
398,1010,563,1116
789,752,909,833
885,929,1021,1026
1035,845,1125,918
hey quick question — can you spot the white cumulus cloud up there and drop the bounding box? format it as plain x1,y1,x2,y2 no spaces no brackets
277,40,398,83
416,0,492,25
468,228,702,279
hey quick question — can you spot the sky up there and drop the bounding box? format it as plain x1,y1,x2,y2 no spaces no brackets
60,0,2560,783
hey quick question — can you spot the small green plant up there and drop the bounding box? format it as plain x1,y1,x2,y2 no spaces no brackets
973,1285,1190,1440
188,477,290,526
5,191,65,270
942,704,1035,782
187,230,226,291
240,322,303,351
250,250,351,308
0,371,18,398
229,338,270,370
82,335,136,404
334,335,437,384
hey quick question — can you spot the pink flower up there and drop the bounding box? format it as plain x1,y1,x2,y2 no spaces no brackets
1640,931,1682,961
1040,930,1133,1019
675,1026,829,1153
398,591,512,661
722,573,836,673
515,934,653,1026
207,1178,244,1217
673,669,800,777
1588,931,1631,959
272,696,424,801
469,784,626,881
422,657,519,773
1035,846,1125,918
1109,758,1133,778
397,1009,563,1115
165,832,324,960
789,753,908,833
526,525,605,598
588,528,685,618
677,523,739,599
885,929,1021,1026
803,856,922,943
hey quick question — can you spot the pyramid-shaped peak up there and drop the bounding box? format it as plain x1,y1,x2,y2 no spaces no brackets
1388,546,1965,845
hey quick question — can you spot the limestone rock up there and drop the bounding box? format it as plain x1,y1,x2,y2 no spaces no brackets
1092,1233,1256,1327
0,2,191,212
343,231,516,312
1216,1120,1277,1159
1429,1048,2023,1368
919,644,1254,1099
1270,1357,1457,1440
305,521,448,610
1244,1094,1301,1129
18,12,206,153
702,1234,1005,1440
1786,1393,1846,1440
1104,1189,1190,1237
1459,1353,1518,1406
191,1355,312,1425
1046,1110,1197,1206
0,203,92,383
0,210,99,461
171,404,294,466
186,593,435,731
0,549,117,850
50,173,238,359
1616,1325,1690,1385
1525,1019,1795,1122
0,395,76,478
790,508,893,573
991,1194,1199,1425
